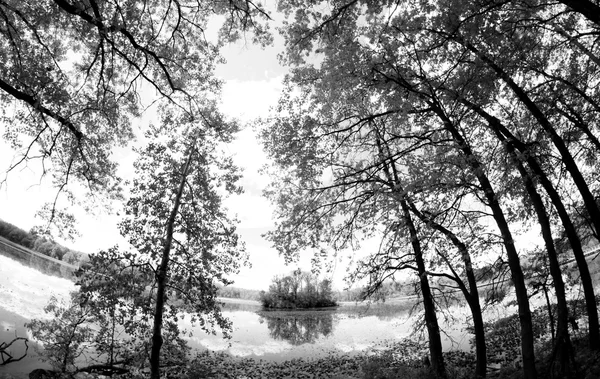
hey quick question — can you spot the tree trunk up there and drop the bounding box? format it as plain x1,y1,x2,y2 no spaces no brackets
374,131,447,378
504,137,573,377
462,39,600,246
456,95,600,350
470,296,486,379
433,103,537,379
408,203,487,378
150,147,195,379
400,199,447,379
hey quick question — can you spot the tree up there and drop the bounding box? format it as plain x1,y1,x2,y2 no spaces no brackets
260,270,337,309
405,201,488,379
260,81,450,377
117,107,248,379
425,1,600,355
26,294,95,374
0,0,271,224
270,1,600,377
37,108,247,377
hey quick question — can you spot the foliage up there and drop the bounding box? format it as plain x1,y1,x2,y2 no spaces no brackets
26,294,95,374
216,285,261,301
28,248,193,375
467,301,593,368
259,269,337,309
186,350,363,379
361,354,436,379
360,342,475,379
0,0,272,222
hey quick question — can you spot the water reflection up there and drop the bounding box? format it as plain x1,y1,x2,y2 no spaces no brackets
1,243,75,279
258,311,334,345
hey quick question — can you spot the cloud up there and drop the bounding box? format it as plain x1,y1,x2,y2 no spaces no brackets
219,76,284,121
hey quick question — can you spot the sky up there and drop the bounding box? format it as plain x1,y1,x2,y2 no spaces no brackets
0,10,355,291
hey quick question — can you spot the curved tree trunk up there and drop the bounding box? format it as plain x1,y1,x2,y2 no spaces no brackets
374,132,447,379
408,203,487,378
456,97,600,350
502,136,574,378
470,297,486,379
400,199,447,379
432,103,537,379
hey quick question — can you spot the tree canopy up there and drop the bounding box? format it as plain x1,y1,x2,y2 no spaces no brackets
0,0,270,227
261,1,600,378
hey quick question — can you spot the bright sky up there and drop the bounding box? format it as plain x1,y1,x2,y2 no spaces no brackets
0,12,354,291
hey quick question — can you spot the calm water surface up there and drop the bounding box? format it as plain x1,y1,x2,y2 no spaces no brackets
182,300,435,361
0,249,474,378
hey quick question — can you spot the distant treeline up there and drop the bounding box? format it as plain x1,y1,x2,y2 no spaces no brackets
0,219,89,269
334,264,501,303
216,284,261,301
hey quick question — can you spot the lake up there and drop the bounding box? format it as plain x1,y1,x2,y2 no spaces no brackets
0,250,478,378
182,300,422,361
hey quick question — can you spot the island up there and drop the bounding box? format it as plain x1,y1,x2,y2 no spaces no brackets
259,269,338,309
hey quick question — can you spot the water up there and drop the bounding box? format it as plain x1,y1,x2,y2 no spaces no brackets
0,250,74,378
0,249,473,378
182,300,419,361
0,307,49,378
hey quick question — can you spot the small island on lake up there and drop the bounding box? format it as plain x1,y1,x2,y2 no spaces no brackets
259,269,338,309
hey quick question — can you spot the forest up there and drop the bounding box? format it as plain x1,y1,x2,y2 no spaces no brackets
1,0,600,379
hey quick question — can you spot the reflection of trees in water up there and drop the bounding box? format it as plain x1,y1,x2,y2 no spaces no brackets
338,302,415,321
0,245,75,279
259,312,334,345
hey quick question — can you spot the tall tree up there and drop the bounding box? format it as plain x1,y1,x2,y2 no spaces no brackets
262,38,533,373
425,0,600,349
0,0,270,218
376,133,447,378
405,200,488,379
118,107,247,379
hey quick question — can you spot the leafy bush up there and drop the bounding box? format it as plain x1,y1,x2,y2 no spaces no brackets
26,295,95,374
